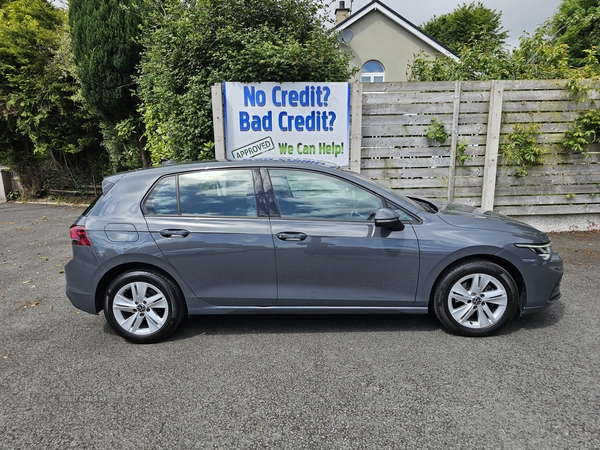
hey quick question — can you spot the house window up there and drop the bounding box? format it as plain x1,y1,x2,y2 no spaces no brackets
360,60,385,82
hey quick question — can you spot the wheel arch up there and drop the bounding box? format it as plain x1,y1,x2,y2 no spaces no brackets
94,262,188,315
426,254,526,313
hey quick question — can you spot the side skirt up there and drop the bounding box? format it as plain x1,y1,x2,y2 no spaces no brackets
187,306,429,316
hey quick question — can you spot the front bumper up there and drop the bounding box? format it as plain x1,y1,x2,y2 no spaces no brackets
521,250,563,314
522,273,562,314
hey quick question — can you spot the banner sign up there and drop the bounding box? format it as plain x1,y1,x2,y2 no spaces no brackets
223,82,351,165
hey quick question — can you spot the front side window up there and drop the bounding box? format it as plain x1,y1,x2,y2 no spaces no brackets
144,169,257,217
268,169,383,221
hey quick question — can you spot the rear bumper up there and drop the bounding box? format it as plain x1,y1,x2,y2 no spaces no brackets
65,259,100,314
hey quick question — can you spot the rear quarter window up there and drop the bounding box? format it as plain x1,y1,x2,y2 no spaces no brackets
144,176,178,215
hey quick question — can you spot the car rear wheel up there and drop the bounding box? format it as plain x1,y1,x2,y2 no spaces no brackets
433,261,518,336
104,270,186,343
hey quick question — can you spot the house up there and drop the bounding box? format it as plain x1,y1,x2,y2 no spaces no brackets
334,0,458,82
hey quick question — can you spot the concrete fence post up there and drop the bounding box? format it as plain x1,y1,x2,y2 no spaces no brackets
447,80,462,202
349,82,363,173
0,169,12,202
212,83,226,161
481,80,504,210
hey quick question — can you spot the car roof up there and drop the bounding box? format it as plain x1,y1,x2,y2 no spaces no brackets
166,158,339,169
105,159,342,181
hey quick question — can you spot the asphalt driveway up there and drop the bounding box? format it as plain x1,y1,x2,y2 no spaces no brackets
0,202,598,449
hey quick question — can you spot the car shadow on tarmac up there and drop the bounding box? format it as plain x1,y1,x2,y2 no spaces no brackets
99,301,565,342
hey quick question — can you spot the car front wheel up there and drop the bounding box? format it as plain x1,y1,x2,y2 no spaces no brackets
104,270,186,343
433,261,518,336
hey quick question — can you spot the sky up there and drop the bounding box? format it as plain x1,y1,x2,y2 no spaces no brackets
328,0,563,48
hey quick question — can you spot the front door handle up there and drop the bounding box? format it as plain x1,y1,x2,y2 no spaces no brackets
276,232,307,241
159,229,190,238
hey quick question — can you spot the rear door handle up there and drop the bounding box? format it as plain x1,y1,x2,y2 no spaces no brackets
276,232,307,241
159,229,190,238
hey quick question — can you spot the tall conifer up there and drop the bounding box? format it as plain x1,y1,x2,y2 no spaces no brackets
69,0,148,168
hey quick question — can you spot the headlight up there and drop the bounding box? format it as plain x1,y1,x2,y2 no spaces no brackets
515,242,553,261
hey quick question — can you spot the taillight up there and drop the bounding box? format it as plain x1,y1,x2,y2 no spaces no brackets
70,225,91,246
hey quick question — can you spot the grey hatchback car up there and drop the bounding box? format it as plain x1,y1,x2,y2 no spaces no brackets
65,160,563,343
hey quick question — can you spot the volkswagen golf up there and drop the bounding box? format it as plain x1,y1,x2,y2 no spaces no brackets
65,160,563,343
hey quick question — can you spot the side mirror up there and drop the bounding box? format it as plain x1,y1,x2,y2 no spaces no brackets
374,208,405,231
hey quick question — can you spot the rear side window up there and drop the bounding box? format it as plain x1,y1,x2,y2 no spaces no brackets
143,170,257,217
179,170,256,216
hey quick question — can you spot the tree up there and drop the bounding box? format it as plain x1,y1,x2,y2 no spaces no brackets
409,40,513,82
408,22,600,82
548,0,600,67
421,2,508,55
0,0,103,196
137,0,354,164
69,0,148,170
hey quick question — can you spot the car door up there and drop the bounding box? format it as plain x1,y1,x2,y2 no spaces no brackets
144,168,277,306
265,168,420,307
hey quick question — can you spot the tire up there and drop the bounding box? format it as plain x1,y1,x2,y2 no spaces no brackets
104,270,186,344
433,261,518,337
